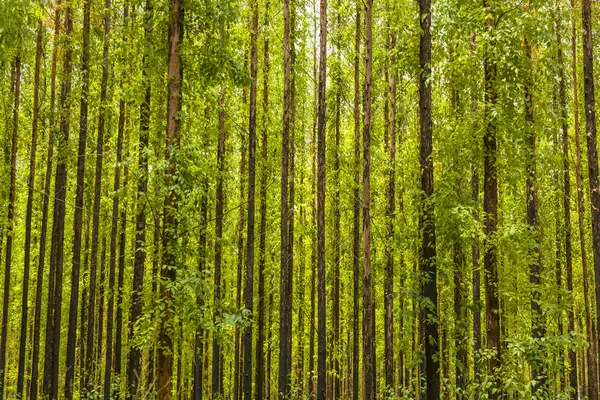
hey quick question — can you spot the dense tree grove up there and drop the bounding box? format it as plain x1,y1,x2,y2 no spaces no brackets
5,0,600,398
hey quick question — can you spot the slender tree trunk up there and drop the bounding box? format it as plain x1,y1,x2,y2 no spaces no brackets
352,5,361,400
31,3,61,398
524,11,546,393
278,0,292,394
114,5,130,377
418,0,439,398
43,5,73,397
17,20,43,399
384,29,397,396
243,0,259,396
555,0,575,393
362,0,375,398
234,125,246,400
255,2,269,395
316,0,328,397
581,1,600,385
65,0,92,394
129,1,152,397
573,0,599,395
159,0,183,396
99,0,118,394
482,1,501,396
0,54,21,399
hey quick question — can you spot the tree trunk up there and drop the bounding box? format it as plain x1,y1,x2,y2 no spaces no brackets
417,0,439,398
129,1,152,397
0,54,21,399
17,20,42,399
243,0,259,396
159,0,183,396
255,1,269,395
43,5,73,397
316,0,328,397
582,1,600,387
352,5,361,400
362,0,375,398
31,3,61,398
278,0,292,394
384,29,397,396
524,12,546,393
482,1,501,397
65,0,92,394
574,0,599,395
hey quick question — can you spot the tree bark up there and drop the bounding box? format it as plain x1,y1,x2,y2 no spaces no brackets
418,0,439,398
352,5,361,400
362,0,375,398
255,1,269,396
43,5,73,397
582,1,600,387
482,2,501,397
573,0,599,396
0,54,21,400
278,0,292,394
31,6,61,398
17,20,42,399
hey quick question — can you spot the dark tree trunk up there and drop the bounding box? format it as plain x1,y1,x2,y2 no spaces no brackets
129,1,152,396
255,1,269,396
0,54,21,399
31,3,61,398
43,5,73,398
194,125,209,400
362,0,375,398
482,2,501,397
574,0,599,395
211,93,226,397
582,1,600,387
159,0,183,396
317,0,327,397
384,29,397,396
65,0,92,394
524,17,546,393
100,0,117,394
114,5,130,377
278,0,292,395
454,243,468,398
418,0,439,398
17,20,42,399
352,5,361,400
243,0,259,396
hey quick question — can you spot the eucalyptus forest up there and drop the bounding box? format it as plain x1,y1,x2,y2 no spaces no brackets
3,0,600,398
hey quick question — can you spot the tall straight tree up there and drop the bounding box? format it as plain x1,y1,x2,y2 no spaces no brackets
418,0,439,398
129,0,152,396
352,5,361,400
362,0,375,398
65,0,92,394
482,1,501,396
17,19,43,399
572,0,598,396
255,1,269,396
101,0,120,395
43,5,73,398
523,3,545,392
316,0,327,397
31,4,62,398
278,0,293,395
159,0,183,396
0,54,21,400
384,27,397,395
581,0,600,368
212,99,226,398
243,0,259,396
554,0,576,394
